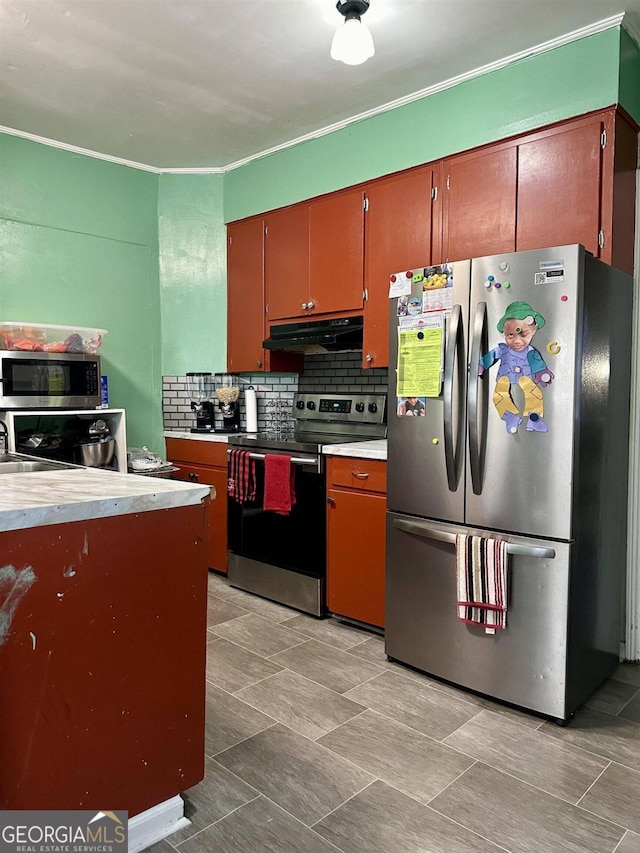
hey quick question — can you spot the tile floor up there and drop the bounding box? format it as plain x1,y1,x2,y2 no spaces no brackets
151,572,640,853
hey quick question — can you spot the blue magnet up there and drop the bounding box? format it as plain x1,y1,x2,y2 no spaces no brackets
417,332,424,340
488,275,495,281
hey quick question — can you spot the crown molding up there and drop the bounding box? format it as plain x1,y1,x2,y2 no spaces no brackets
1,13,627,175
0,125,162,173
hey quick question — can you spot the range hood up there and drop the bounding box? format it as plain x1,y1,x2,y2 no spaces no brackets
263,316,364,353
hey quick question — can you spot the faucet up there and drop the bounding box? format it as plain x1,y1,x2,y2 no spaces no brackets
0,419,8,454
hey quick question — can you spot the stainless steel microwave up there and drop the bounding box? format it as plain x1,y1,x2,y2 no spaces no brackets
0,351,101,409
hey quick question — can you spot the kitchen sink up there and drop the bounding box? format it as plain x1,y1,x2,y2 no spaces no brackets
0,453,80,474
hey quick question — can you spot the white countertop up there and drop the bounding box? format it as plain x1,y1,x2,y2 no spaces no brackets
0,467,210,533
165,430,387,460
164,430,233,443
322,440,387,461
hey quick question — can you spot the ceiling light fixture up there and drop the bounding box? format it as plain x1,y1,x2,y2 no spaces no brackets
330,0,375,66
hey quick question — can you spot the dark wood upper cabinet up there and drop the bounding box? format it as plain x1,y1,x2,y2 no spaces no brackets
228,216,302,373
227,107,637,369
441,144,517,262
516,116,604,257
265,204,310,321
363,166,435,368
309,187,365,316
227,217,265,373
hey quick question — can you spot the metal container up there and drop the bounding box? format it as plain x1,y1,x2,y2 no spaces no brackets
76,436,115,467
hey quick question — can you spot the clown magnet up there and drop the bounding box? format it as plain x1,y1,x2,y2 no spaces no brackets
479,301,554,435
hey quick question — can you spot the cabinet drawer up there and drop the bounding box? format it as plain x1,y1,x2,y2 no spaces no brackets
328,457,387,493
166,437,228,468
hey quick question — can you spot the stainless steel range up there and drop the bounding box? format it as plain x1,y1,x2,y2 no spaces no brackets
227,392,387,616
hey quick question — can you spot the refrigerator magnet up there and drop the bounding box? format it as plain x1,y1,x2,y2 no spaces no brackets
478,300,554,435
397,397,426,417
407,295,423,315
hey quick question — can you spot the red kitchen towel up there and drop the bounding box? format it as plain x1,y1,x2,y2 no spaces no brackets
263,454,296,515
228,449,256,503
456,533,508,630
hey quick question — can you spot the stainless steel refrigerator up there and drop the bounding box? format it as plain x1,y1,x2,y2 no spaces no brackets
385,244,632,722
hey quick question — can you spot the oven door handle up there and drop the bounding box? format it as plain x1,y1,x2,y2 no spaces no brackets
227,449,321,470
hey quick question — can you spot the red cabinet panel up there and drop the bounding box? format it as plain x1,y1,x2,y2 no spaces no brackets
442,145,517,262
166,439,229,575
363,167,434,368
517,118,604,257
309,187,365,316
0,505,208,813
227,217,266,373
327,458,387,628
265,204,310,321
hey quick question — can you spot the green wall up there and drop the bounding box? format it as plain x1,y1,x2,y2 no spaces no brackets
224,28,623,222
0,135,162,453
158,174,227,376
619,27,640,122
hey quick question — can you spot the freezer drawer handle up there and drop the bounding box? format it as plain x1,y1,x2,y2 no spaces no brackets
393,518,556,559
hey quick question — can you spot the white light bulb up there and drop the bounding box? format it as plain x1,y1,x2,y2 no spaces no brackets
331,18,375,65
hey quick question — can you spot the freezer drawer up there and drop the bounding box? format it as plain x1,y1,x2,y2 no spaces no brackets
385,512,572,719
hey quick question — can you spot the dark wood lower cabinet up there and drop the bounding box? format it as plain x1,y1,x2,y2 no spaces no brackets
166,438,229,575
327,457,387,629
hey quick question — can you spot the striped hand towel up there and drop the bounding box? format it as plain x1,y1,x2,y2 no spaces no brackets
228,449,256,504
456,533,508,630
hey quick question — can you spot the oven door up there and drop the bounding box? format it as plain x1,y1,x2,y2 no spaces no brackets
227,450,327,616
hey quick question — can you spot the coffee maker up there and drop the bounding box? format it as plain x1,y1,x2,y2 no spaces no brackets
186,372,215,433
214,374,241,433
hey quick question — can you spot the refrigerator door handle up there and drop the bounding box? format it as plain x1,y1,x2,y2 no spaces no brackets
392,518,556,559
443,303,465,492
468,301,488,495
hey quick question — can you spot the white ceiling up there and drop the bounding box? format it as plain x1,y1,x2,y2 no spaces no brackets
1,0,639,171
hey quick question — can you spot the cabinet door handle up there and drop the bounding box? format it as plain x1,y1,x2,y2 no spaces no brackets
188,472,199,482
307,300,315,309
326,497,336,506
352,472,370,479
365,354,374,363
302,302,309,310
256,359,262,367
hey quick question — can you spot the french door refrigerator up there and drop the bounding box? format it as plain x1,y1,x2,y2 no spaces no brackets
386,244,632,722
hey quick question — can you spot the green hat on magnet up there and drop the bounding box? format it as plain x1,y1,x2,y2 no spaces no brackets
497,301,546,332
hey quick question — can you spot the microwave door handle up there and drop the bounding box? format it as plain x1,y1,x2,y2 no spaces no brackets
468,301,487,495
443,303,464,492
392,518,556,559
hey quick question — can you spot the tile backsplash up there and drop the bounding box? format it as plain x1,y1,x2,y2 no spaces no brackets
162,352,389,433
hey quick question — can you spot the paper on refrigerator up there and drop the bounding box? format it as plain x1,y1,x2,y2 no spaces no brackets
396,314,444,398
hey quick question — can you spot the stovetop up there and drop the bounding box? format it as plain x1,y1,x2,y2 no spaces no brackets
228,431,358,455
228,392,387,455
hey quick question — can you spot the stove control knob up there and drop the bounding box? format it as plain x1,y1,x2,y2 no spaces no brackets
307,401,316,410
296,400,305,409
355,402,365,413
368,402,378,413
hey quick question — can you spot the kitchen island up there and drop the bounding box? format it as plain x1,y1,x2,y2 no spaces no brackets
0,466,210,845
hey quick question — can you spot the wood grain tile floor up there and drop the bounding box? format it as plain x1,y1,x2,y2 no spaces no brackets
149,573,640,853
